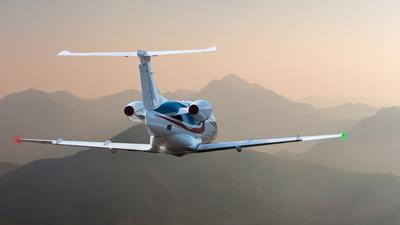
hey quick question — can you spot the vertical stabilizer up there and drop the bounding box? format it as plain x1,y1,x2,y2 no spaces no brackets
137,50,167,110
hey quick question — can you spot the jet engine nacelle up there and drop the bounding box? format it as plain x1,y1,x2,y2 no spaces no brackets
188,100,212,121
124,101,146,122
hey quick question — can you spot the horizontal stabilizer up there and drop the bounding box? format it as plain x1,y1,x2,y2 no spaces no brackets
58,46,217,57
145,46,216,56
58,50,137,57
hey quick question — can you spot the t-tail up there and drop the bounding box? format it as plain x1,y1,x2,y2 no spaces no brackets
58,46,217,110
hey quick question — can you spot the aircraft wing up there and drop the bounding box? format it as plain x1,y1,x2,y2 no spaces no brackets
195,132,347,152
17,138,153,152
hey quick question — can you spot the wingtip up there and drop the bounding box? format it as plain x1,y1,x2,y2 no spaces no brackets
58,50,71,56
14,136,22,144
340,132,349,141
208,46,217,52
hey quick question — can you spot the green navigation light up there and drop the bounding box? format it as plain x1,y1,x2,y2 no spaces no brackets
340,132,349,141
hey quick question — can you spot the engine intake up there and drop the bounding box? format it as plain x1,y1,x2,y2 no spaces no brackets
123,101,145,122
188,100,212,121
124,106,135,116
188,104,199,115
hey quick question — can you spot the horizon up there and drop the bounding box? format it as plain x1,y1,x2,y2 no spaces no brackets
1,73,394,108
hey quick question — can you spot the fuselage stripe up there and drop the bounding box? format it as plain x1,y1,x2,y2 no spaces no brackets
158,114,206,134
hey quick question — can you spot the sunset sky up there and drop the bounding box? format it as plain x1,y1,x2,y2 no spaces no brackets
2,0,400,106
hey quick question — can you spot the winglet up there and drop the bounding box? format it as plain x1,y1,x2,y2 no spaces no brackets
340,132,349,141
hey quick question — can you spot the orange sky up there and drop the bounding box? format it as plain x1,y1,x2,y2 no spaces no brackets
2,0,400,106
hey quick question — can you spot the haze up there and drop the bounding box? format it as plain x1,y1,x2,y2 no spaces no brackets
2,0,400,106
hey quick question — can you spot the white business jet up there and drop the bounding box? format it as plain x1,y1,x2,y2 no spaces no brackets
17,46,347,156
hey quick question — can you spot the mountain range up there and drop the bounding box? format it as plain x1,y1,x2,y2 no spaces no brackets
1,74,363,164
2,74,400,224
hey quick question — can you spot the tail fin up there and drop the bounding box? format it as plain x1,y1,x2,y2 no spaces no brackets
58,46,217,110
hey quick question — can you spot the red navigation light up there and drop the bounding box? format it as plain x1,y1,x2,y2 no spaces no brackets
14,136,22,144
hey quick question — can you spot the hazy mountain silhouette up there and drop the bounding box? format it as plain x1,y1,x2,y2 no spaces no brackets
189,74,356,153
1,124,400,225
316,103,378,120
299,107,400,175
0,162,19,176
298,95,393,108
0,89,141,164
1,74,360,164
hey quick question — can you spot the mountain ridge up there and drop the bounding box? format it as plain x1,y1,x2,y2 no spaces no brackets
0,162,19,176
1,74,360,164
